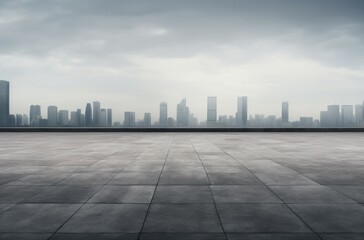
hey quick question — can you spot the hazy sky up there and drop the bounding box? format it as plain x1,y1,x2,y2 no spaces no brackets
1,0,364,122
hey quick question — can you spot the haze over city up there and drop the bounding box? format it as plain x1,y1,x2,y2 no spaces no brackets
1,0,364,121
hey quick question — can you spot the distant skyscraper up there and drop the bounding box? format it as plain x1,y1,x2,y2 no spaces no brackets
341,105,354,127
207,97,217,126
124,112,135,127
22,114,29,126
328,105,340,127
70,111,78,126
321,105,340,127
15,114,22,126
93,101,100,126
0,80,9,126
107,109,112,127
168,117,176,127
282,101,289,123
47,106,58,127
99,109,107,127
236,96,248,127
355,104,363,127
300,117,314,128
58,110,69,126
85,103,92,126
177,98,189,127
159,102,168,126
144,113,151,127
76,109,82,126
8,114,15,126
81,114,85,126
30,105,41,127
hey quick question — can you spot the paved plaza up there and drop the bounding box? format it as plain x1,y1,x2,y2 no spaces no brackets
0,132,364,240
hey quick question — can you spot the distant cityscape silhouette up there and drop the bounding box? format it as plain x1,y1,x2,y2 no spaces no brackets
0,80,363,128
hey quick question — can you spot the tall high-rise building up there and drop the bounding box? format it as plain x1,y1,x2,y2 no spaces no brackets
30,105,41,127
321,105,340,127
93,101,100,126
58,110,69,126
70,111,78,126
300,117,314,128
159,102,168,127
47,106,58,127
22,114,29,126
144,113,151,127
85,103,92,126
177,98,189,127
15,114,22,126
124,112,135,127
0,80,9,126
76,109,82,126
81,114,85,126
207,97,217,126
99,109,107,127
282,101,289,123
341,105,354,127
355,104,363,127
236,96,248,127
107,109,112,127
362,101,364,125
328,105,340,127
8,114,15,126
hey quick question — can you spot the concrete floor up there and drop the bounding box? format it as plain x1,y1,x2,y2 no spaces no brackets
0,133,364,240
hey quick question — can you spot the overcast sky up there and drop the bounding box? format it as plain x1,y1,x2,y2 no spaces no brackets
1,0,364,122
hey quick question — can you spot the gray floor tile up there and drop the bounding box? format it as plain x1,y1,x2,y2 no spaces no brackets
289,204,364,233
5,174,69,185
59,204,148,233
217,204,310,233
50,233,138,240
0,186,46,203
243,161,295,173
0,204,81,233
109,173,160,185
0,234,51,240
210,186,282,203
152,186,213,203
124,165,163,173
255,173,318,186
205,166,250,174
270,186,355,203
58,173,115,185
0,204,14,214
227,233,320,240
164,160,202,166
159,172,210,185
89,186,155,203
142,204,223,233
140,233,227,240
0,174,24,185
23,185,102,203
304,173,364,185
208,173,262,185
329,186,364,203
320,234,364,240
163,165,205,173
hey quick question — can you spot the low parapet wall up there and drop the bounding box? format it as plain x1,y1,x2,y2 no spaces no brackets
0,127,364,132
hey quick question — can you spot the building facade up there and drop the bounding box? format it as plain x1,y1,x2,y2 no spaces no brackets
236,96,248,127
0,80,9,126
207,96,217,126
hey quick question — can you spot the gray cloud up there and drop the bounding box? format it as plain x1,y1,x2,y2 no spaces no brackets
1,0,364,121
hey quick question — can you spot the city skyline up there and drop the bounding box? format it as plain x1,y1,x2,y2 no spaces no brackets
1,1,364,122
1,79,364,128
